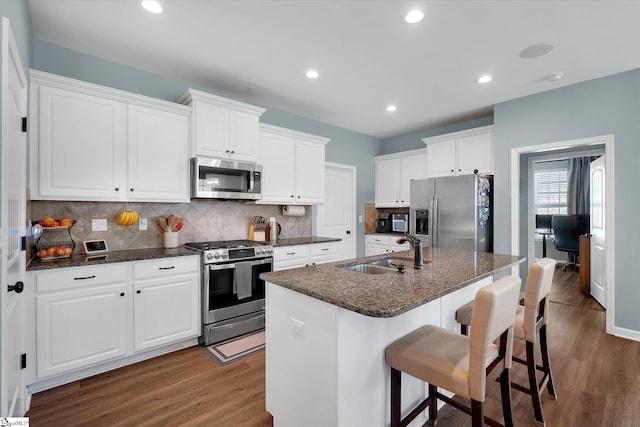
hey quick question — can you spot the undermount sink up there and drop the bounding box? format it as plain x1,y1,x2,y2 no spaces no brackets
338,257,410,274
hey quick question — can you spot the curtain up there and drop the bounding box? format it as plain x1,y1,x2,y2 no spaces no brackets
566,156,599,214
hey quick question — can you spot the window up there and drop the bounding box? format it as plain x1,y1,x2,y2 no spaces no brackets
534,169,568,215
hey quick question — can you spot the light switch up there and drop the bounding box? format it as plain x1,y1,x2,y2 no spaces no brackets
92,218,108,232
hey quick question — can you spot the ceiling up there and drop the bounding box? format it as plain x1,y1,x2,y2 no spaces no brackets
27,0,640,139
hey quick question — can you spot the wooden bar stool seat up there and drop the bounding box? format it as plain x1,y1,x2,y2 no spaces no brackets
455,258,557,426
385,275,521,427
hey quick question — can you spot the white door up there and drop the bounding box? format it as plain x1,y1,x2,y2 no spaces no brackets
316,163,356,260
590,156,606,308
1,17,28,416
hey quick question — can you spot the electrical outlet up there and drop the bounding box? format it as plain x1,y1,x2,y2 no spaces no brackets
92,218,108,232
358,215,363,223
290,318,304,337
139,218,148,230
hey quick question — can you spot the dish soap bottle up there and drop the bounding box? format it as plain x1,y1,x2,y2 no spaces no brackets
269,217,278,243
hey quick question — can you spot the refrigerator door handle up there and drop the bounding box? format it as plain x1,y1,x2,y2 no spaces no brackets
432,195,438,247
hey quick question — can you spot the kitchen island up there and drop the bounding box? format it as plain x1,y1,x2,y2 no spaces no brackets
261,248,524,427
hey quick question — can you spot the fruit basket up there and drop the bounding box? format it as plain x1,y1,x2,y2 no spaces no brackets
34,241,76,260
37,218,76,229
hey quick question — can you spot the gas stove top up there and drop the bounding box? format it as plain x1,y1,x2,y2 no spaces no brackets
184,239,273,263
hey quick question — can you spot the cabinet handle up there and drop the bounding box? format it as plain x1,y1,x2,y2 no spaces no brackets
286,252,296,255
230,150,235,154
297,196,301,198
74,275,96,280
321,248,329,251
159,266,175,270
8,281,24,293
225,149,230,153
130,188,135,192
458,168,461,172
120,292,125,297
450,169,454,172
115,187,120,191
136,290,141,294
291,195,294,198
346,230,351,235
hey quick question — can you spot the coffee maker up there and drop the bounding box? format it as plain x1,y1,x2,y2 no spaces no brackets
376,213,393,233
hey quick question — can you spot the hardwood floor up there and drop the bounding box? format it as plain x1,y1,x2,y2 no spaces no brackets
27,269,639,426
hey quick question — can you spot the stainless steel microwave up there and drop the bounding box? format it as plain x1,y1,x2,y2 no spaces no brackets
191,157,262,200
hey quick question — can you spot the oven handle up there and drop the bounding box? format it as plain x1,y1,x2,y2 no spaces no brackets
208,263,236,271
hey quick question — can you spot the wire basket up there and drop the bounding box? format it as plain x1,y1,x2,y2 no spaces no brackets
35,219,76,229
34,241,76,260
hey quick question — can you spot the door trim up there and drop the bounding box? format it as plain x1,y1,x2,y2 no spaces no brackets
511,134,615,336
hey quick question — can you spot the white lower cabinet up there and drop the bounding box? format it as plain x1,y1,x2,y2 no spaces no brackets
34,256,200,381
133,257,200,352
273,242,341,271
365,234,410,256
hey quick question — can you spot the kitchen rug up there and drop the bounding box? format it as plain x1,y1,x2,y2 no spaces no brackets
204,330,265,366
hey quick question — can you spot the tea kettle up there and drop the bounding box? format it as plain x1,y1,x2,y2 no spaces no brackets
265,222,281,241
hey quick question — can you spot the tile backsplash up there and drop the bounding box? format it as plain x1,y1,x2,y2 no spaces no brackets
31,200,311,252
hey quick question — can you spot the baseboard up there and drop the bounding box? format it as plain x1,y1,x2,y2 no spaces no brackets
613,326,640,342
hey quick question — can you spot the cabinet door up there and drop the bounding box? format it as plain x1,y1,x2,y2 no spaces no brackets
390,240,411,253
365,235,390,256
399,152,428,206
375,158,400,207
229,110,259,163
36,86,127,200
309,242,341,265
259,131,296,203
193,101,229,158
295,139,326,204
36,282,130,378
127,105,190,202
456,132,493,175
426,140,456,178
133,272,200,352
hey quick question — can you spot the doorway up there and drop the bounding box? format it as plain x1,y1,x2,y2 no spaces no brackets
511,134,615,334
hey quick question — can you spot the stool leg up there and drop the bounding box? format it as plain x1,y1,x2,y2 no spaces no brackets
390,368,401,427
500,368,514,427
526,341,545,426
428,384,437,424
539,325,557,399
470,399,484,427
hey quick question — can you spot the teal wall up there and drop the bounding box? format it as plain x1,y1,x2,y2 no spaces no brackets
494,69,640,331
0,0,32,74
31,40,381,256
379,116,494,154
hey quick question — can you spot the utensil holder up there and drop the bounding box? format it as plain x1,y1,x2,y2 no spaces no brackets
164,232,179,249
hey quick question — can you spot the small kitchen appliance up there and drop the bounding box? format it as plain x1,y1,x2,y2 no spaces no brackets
392,213,409,233
184,239,273,345
376,213,393,233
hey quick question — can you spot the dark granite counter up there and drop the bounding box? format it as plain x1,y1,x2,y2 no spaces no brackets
272,236,341,247
261,248,524,318
27,246,199,271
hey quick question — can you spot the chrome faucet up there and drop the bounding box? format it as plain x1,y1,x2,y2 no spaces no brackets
396,234,424,269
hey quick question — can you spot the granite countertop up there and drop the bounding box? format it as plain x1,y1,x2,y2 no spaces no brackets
27,246,199,271
272,236,341,247
261,248,524,318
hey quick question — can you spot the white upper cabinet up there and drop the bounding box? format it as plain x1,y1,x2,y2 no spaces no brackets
29,70,191,202
423,125,493,177
258,124,329,205
374,148,427,208
177,89,265,162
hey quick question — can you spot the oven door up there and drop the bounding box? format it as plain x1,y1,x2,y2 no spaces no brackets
203,257,271,324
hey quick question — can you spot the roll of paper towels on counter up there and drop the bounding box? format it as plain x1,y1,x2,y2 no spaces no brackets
283,205,306,216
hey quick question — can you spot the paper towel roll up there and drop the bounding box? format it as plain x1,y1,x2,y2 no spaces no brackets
283,205,306,216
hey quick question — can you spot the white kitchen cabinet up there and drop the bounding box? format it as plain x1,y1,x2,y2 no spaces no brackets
35,265,130,378
132,257,200,352
178,88,265,162
33,255,200,382
29,70,191,202
258,124,330,205
374,149,427,207
423,125,493,177
365,234,410,256
273,242,341,271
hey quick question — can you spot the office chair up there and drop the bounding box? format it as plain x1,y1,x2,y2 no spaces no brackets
551,215,582,271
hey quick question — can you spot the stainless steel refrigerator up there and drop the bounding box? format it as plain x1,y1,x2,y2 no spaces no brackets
409,175,493,252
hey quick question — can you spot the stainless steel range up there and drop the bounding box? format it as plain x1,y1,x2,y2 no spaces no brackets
185,239,273,346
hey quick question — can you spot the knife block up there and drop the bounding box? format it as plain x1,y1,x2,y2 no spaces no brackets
249,223,266,241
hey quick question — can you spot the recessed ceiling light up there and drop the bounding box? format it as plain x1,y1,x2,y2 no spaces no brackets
405,9,424,24
386,105,397,112
305,70,319,79
520,42,554,59
141,0,163,14
477,75,493,84
547,72,564,82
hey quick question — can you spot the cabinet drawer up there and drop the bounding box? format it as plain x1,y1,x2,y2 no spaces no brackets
273,245,310,261
309,242,340,257
36,264,127,293
366,235,391,245
133,256,199,279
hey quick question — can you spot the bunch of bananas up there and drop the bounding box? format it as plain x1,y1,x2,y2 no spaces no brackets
116,209,138,226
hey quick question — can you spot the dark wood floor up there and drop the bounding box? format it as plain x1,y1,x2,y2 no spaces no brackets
27,268,639,426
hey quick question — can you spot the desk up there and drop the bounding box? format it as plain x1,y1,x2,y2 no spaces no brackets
579,235,591,294
537,230,553,258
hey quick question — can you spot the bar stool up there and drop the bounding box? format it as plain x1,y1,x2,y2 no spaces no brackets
455,258,557,426
385,275,521,427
